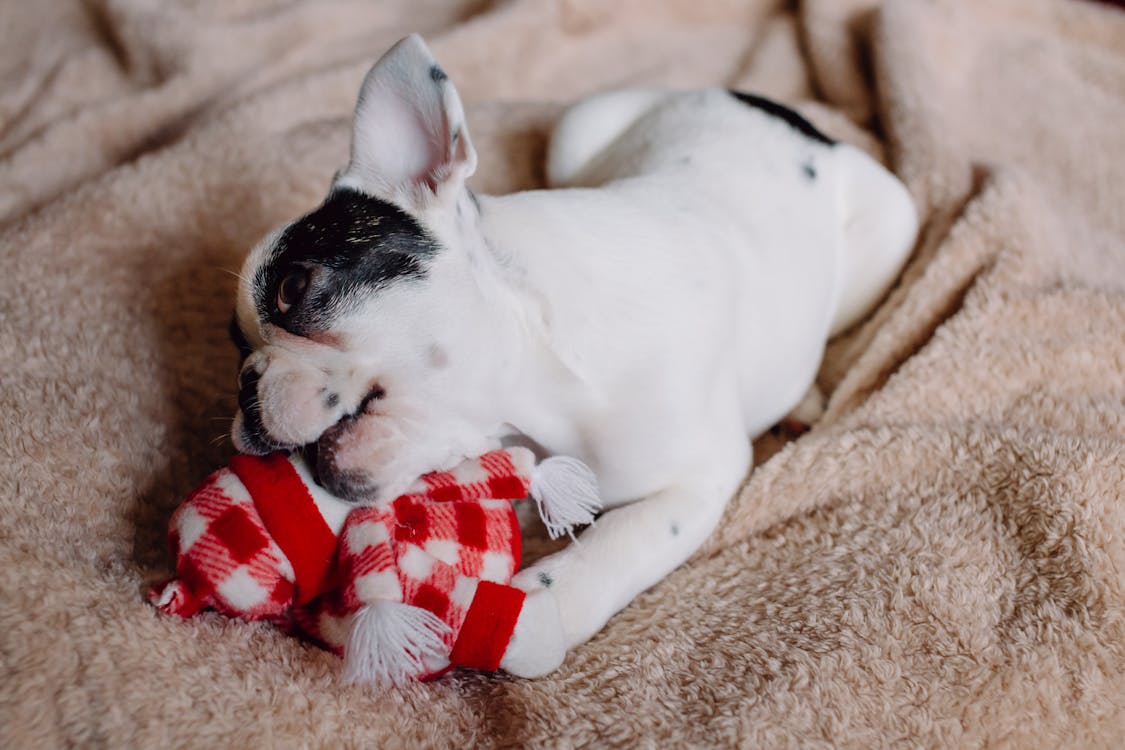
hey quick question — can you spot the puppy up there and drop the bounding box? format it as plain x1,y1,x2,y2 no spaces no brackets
230,35,917,677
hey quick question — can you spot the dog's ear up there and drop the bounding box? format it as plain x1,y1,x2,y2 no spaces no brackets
339,34,476,208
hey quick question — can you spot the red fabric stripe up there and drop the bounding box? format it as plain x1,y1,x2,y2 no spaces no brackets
210,506,269,562
392,496,429,543
429,483,466,503
230,453,337,606
490,475,528,499
422,469,464,504
413,451,530,505
455,502,488,549
176,555,215,600
448,581,526,672
413,583,451,620
479,451,531,499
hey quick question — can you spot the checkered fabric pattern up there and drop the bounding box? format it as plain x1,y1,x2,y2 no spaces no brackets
151,448,538,677
292,449,534,661
150,465,299,620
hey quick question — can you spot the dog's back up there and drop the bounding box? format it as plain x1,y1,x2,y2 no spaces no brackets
545,88,917,433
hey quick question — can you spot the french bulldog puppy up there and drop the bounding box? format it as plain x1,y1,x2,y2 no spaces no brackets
230,35,917,677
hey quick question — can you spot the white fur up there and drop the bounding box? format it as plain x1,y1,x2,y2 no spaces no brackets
234,35,918,675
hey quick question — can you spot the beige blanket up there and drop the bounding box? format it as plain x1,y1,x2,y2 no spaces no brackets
3,0,1124,746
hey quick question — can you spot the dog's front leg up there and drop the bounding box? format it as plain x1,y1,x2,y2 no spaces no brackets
501,434,752,677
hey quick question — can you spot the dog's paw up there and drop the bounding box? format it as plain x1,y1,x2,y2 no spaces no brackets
500,587,566,678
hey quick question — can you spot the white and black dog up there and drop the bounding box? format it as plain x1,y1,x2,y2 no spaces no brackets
230,35,917,677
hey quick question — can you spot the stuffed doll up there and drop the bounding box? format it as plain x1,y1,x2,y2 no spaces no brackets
149,447,599,686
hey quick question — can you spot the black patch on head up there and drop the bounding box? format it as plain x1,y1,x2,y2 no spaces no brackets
429,64,447,83
255,188,438,337
728,91,836,147
802,161,817,180
324,392,340,409
670,522,680,537
537,572,554,589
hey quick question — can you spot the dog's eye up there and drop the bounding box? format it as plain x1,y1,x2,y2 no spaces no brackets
277,268,309,314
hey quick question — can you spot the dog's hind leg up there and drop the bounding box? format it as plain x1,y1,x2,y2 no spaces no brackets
546,89,668,188
829,146,919,336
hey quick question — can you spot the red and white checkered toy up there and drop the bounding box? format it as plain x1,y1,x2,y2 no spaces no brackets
149,447,599,687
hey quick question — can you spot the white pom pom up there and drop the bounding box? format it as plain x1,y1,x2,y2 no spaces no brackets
343,601,451,688
529,456,602,540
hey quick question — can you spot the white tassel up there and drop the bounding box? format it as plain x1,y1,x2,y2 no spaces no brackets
343,601,451,688
529,456,602,540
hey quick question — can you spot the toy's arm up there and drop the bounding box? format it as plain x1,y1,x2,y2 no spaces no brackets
403,448,601,540
400,448,537,503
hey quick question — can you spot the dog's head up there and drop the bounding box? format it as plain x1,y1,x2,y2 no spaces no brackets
230,35,509,504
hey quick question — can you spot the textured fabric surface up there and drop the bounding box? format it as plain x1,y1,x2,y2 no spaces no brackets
303,448,529,660
150,447,531,668
2,0,1124,746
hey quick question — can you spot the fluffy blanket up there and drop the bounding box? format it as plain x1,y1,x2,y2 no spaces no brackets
3,0,1124,746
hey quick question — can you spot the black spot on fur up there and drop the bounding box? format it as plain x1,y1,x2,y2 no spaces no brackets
670,522,680,537
429,64,447,83
255,188,438,337
324,392,340,409
802,161,817,180
728,91,836,146
537,572,554,588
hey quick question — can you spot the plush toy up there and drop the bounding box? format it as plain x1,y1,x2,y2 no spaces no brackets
149,447,599,686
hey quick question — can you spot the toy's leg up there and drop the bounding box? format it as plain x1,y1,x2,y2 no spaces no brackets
499,586,567,677
502,425,751,677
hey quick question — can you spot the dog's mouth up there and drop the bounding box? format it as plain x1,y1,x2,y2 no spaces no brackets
303,384,386,503
235,369,288,456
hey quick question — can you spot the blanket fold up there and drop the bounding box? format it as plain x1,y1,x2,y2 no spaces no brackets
2,0,1124,746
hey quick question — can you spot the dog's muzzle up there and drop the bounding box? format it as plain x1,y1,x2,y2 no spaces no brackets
235,362,386,503
235,365,277,455
308,384,387,503
308,418,381,504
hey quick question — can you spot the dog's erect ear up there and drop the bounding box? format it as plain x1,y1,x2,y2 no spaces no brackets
338,34,476,207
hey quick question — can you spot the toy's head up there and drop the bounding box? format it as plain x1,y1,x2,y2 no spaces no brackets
149,452,351,619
